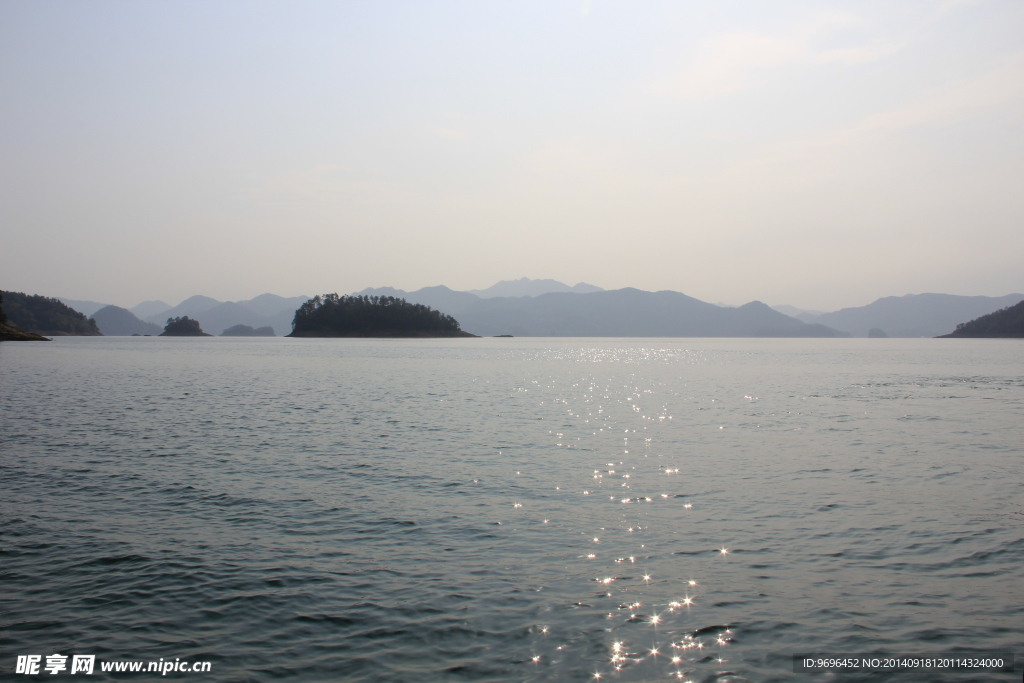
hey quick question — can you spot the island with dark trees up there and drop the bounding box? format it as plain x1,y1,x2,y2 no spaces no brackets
160,316,212,336
0,290,102,336
287,294,476,337
221,324,275,336
937,300,1024,338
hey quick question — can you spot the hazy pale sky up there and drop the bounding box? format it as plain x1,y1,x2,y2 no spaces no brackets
2,0,1022,310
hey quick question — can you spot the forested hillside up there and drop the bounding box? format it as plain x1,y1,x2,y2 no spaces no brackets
1,291,102,336
939,301,1024,338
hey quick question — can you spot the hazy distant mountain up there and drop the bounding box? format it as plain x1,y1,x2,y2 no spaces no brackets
221,324,276,336
138,294,309,335
405,286,483,314
228,295,308,335
236,293,309,318
268,309,300,336
145,295,225,324
772,304,826,318
93,305,162,336
351,285,844,336
938,300,1024,338
354,286,408,299
356,279,604,310
468,277,604,298
445,288,845,337
800,293,1024,338
130,300,171,319
58,298,111,317
192,302,278,337
356,286,482,316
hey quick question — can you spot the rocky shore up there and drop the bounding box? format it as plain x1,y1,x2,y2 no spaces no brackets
0,322,50,341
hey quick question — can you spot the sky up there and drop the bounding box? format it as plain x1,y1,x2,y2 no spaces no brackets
1,0,1022,311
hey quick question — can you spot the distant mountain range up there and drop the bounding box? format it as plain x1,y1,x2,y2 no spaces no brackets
138,294,310,337
59,294,309,336
356,283,844,337
771,304,827,318
781,293,1024,337
56,298,111,317
467,277,603,298
51,280,1024,338
130,300,172,319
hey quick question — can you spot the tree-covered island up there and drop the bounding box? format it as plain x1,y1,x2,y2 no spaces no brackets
160,316,212,336
287,294,476,337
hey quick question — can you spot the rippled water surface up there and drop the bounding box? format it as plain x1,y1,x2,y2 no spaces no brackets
2,337,1022,682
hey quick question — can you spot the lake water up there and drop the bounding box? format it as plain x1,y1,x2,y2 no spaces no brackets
1,337,1021,682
